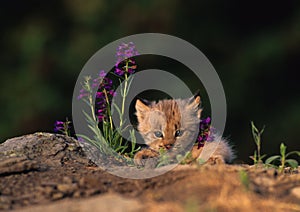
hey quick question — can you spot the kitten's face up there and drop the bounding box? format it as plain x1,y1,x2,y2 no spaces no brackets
135,95,202,151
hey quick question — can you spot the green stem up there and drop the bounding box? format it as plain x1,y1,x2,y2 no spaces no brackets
103,89,114,132
89,89,97,122
257,138,261,163
120,60,129,128
280,159,285,173
118,60,130,150
280,151,286,174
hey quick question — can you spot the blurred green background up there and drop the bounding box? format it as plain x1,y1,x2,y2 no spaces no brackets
1,0,299,163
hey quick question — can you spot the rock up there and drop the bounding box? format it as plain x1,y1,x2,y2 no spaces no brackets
14,193,144,212
291,187,300,199
0,132,88,167
0,156,41,176
0,195,12,210
252,176,275,187
57,184,77,193
1,133,300,211
51,192,64,200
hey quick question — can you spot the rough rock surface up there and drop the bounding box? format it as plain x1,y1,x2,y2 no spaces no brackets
0,133,300,211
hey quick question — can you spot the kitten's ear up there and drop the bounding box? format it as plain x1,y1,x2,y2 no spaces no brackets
188,92,202,119
135,99,150,120
188,91,201,106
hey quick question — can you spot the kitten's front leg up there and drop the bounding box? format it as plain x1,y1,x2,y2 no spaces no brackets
134,148,159,167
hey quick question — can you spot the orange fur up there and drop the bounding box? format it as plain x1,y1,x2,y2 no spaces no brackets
134,95,234,166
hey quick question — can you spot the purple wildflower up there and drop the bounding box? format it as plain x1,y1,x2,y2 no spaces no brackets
99,70,106,78
78,42,139,122
197,117,215,149
77,69,116,122
54,121,64,133
115,68,124,76
78,88,89,100
54,119,71,136
94,71,116,122
115,42,138,76
77,137,85,142
116,42,138,63
92,70,108,89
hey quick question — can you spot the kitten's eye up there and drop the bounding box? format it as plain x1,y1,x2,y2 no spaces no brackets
154,131,163,138
175,130,183,137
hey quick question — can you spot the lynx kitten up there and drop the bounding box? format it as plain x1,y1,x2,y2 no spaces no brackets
134,94,234,166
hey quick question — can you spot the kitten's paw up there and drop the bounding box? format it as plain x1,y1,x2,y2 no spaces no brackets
134,149,159,167
206,155,225,165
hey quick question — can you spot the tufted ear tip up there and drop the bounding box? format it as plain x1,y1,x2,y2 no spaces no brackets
135,99,150,113
188,91,201,106
187,91,202,118
194,95,201,105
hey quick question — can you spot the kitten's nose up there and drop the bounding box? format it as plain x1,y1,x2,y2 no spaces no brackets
165,144,173,149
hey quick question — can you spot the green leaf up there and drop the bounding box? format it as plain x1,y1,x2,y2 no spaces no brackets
265,155,281,164
82,98,93,107
76,134,101,149
76,134,94,143
280,143,286,157
260,154,267,160
251,121,265,135
119,78,124,95
251,121,257,133
176,154,184,163
125,76,134,96
112,102,122,118
87,125,101,137
252,150,257,164
82,110,96,125
285,159,299,168
264,163,278,169
115,146,124,152
286,151,300,157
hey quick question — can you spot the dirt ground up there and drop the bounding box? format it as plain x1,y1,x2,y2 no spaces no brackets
0,133,300,212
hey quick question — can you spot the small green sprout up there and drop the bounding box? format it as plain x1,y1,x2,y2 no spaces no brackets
176,151,193,164
239,169,249,190
249,121,266,165
265,143,300,173
156,148,171,167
